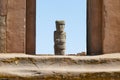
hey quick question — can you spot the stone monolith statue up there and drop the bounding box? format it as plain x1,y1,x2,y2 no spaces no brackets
54,20,66,55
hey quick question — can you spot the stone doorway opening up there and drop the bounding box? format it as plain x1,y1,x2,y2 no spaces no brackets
36,0,87,55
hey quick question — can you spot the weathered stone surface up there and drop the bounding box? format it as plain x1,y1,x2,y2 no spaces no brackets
87,0,103,55
54,21,66,55
0,0,36,54
26,0,36,54
6,0,26,53
54,39,66,44
56,20,65,25
56,21,65,32
54,31,66,42
103,0,120,53
77,52,86,56
0,0,7,53
0,16,6,52
87,0,120,55
0,53,120,80
0,0,8,15
54,44,66,49
0,16,5,26
54,49,65,55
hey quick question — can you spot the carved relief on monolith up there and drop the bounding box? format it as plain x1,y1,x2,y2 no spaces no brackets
54,20,66,55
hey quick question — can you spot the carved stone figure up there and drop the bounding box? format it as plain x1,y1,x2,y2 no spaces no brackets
54,20,66,55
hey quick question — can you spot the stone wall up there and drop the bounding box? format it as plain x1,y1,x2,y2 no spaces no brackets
102,0,120,53
6,0,26,53
87,0,120,55
0,0,26,53
0,0,36,54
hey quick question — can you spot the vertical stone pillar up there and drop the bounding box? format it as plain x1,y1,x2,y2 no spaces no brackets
26,0,36,54
0,0,8,53
6,0,26,53
54,21,66,55
87,0,103,55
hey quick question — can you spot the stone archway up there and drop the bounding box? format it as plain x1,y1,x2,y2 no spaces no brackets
0,0,120,55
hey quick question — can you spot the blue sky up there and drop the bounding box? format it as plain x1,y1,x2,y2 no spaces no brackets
36,0,86,54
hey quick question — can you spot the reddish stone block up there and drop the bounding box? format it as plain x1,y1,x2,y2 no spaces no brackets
103,0,120,53
0,0,8,15
26,0,36,54
87,0,103,55
6,0,26,53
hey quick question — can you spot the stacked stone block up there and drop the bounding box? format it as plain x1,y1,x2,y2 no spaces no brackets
54,21,66,55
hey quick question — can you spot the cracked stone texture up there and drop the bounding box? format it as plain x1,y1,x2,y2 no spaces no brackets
103,0,120,53
6,0,26,53
0,53,120,80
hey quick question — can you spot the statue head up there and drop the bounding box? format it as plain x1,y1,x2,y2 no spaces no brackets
56,20,65,32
